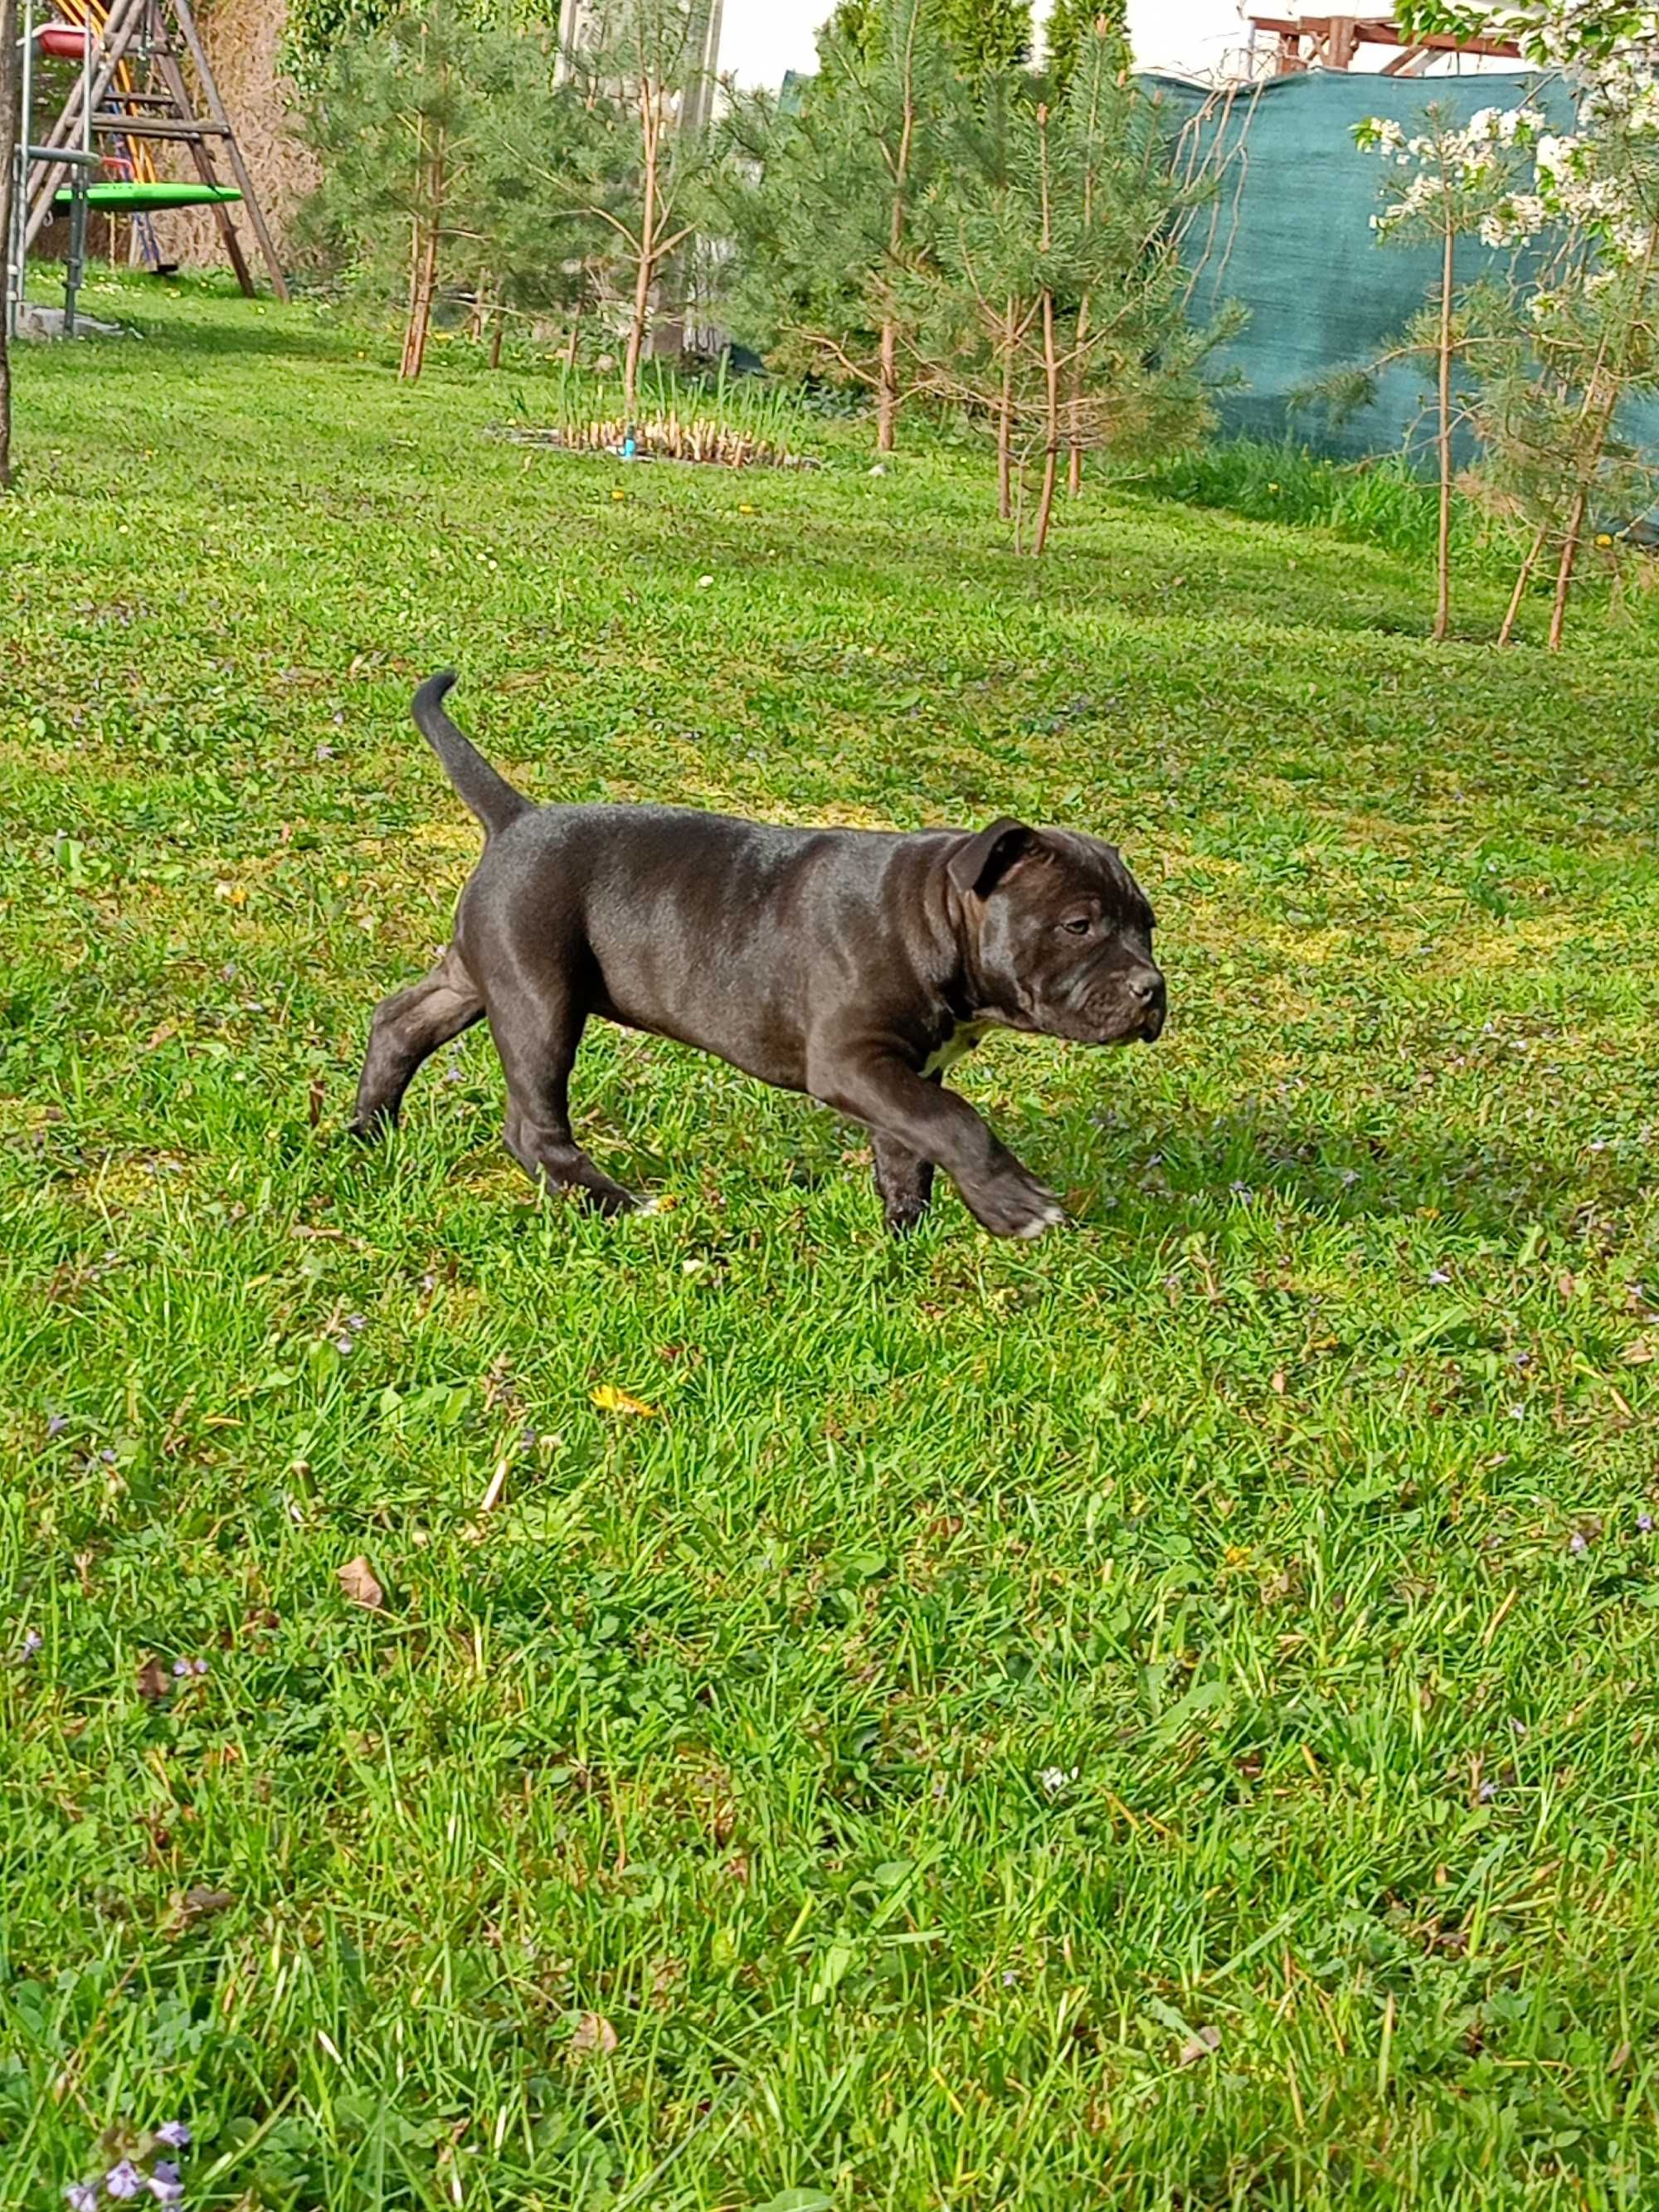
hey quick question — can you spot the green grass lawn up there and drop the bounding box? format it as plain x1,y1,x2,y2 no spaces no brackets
5,271,1659,2212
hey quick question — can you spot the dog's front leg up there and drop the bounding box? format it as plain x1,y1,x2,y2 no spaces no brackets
870,1068,939,1235
872,1127,936,1236
811,1050,1063,1240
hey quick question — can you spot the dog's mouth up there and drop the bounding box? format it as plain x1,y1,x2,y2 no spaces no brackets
1010,985,1167,1049
1089,1000,1166,1048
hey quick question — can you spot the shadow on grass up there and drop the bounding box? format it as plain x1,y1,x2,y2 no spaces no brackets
1063,1108,1628,1244
22,292,362,372
565,1077,1632,1248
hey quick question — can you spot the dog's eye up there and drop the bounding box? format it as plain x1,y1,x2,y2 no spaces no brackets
1061,916,1092,936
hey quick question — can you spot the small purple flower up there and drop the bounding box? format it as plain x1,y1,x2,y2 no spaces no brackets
66,2184,100,2212
47,1412,68,1437
100,1449,118,1466
173,1658,191,1678
20,1628,42,1659
333,1336,353,1356
148,2162,183,2204
346,1315,366,1334
420,1272,436,1293
173,1658,208,1679
1509,1717,1526,1737
1000,1968,1019,1986
1570,1530,1589,1554
1428,1268,1451,1286
314,743,335,761
1340,1169,1360,1188
153,2123,191,2151
1640,1514,1654,1535
105,2164,144,2202
1478,1779,1496,1801
1229,1180,1251,1198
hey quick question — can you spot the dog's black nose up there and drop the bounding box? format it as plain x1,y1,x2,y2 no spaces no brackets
1130,970,1165,1009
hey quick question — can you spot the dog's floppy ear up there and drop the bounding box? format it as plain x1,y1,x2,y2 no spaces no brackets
948,817,1039,899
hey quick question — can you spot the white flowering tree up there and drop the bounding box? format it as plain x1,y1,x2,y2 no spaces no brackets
1374,4,1659,648
1486,74,1659,644
1397,2,1659,70
1353,103,1537,639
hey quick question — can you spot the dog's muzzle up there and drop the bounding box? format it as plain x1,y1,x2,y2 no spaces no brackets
1121,967,1166,1045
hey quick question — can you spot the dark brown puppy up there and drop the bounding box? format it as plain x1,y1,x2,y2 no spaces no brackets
352,672,1165,1237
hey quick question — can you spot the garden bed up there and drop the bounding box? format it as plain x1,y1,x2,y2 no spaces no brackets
491,411,818,469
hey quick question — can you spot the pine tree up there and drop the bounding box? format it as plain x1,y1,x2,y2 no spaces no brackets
1042,0,1126,93
300,1,573,378
930,0,1030,74
914,21,1241,552
539,0,721,416
830,0,1030,76
722,0,964,450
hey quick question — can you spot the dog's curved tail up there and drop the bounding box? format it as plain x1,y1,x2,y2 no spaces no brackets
411,670,532,838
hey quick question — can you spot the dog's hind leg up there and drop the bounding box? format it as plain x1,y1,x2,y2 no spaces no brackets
487,983,643,1216
351,947,484,1136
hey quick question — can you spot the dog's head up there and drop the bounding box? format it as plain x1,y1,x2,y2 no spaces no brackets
948,818,1165,1046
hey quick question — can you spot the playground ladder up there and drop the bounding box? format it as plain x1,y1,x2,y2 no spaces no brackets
21,0,287,299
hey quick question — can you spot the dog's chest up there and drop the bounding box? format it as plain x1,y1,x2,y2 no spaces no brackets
922,1021,991,1078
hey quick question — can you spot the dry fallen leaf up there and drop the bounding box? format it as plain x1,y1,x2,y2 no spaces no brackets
136,1655,171,1703
164,1884,235,1935
591,1384,659,1418
1622,1339,1653,1366
338,1555,386,1611
1270,1369,1287,1396
571,2011,619,2059
1179,2025,1222,2066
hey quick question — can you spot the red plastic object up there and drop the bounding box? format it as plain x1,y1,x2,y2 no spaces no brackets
37,22,90,55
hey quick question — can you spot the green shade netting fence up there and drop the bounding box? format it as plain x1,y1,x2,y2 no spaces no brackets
1147,66,1659,464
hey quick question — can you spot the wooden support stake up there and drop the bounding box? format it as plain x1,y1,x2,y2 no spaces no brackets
149,27,256,295
168,0,289,300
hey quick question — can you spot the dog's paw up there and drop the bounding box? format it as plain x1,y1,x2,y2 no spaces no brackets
883,1200,931,1237
967,1168,1066,1241
585,1181,648,1218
